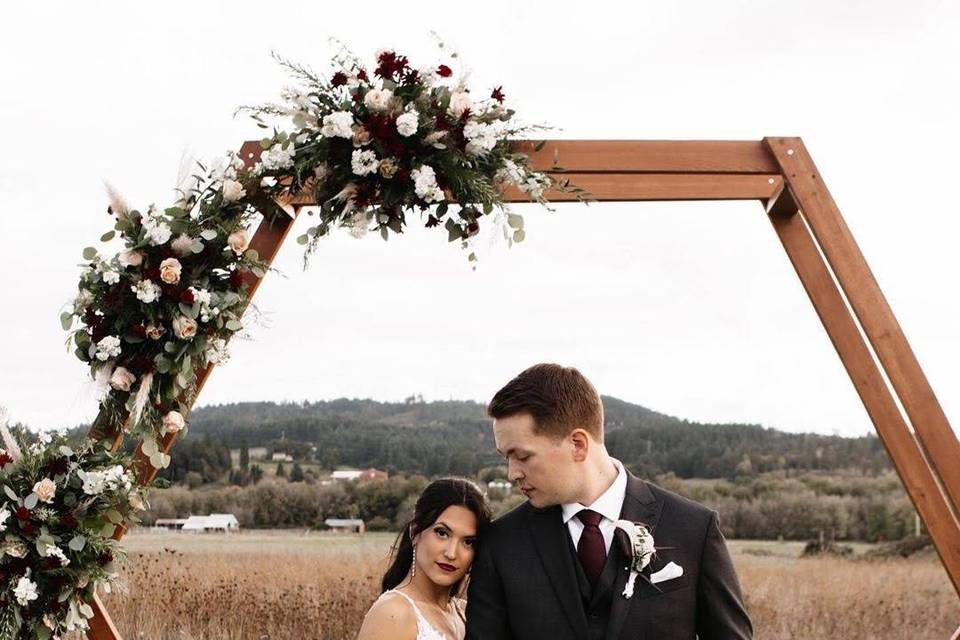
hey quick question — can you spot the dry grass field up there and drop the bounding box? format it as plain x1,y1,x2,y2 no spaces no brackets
100,531,959,639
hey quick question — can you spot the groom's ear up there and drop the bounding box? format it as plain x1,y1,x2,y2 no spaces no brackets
570,428,590,462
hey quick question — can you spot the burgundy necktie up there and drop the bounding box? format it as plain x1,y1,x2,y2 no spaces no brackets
576,509,606,586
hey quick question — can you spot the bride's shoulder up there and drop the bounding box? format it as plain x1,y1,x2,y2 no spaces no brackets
356,591,418,640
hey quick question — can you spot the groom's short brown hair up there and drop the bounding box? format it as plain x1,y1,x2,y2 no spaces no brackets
487,363,604,442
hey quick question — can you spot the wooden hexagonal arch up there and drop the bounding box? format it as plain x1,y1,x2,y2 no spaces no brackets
85,138,960,638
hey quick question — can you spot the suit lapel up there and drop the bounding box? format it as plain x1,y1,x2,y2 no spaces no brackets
606,474,663,640
527,505,589,638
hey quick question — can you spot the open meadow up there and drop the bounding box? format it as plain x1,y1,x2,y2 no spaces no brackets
100,530,959,639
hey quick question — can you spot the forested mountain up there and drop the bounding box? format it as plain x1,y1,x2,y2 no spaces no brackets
183,396,892,478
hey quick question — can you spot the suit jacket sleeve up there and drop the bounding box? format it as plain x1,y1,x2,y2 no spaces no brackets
695,511,753,640
465,535,512,640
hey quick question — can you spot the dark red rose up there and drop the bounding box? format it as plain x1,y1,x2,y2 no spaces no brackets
330,71,348,87
437,64,452,77
61,512,78,529
491,86,505,102
180,289,195,305
357,69,368,82
20,521,36,536
467,222,479,234
132,324,147,338
15,506,30,520
42,557,60,570
48,456,70,476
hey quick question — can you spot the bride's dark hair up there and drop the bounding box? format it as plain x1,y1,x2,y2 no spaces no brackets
381,477,491,595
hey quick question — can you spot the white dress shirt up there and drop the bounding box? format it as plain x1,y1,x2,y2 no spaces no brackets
560,457,627,553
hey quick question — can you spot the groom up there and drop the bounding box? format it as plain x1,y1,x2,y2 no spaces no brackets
466,364,753,640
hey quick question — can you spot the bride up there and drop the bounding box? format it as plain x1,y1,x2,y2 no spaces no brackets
357,478,491,640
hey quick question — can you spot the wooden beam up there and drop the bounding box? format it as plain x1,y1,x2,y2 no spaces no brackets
513,140,780,173
767,188,960,597
766,137,960,519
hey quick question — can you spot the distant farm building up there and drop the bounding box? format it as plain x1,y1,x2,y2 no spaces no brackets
271,452,294,462
330,468,388,482
153,518,188,531
325,518,365,533
180,514,241,533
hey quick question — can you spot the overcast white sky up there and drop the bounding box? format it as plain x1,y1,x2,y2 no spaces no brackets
1,1,957,437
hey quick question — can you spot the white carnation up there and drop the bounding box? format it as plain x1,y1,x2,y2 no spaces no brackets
321,111,355,138
205,338,231,365
0,506,9,532
132,279,162,304
142,209,172,246
261,143,295,171
463,121,498,156
94,336,122,362
101,269,120,285
395,111,419,137
14,575,38,606
411,165,444,204
351,149,379,176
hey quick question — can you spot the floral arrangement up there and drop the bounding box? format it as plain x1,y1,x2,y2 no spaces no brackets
61,163,269,454
0,424,147,638
243,38,587,262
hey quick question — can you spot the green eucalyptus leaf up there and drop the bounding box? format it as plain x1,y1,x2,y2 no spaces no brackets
60,312,74,331
100,231,116,242
82,247,98,261
200,229,218,241
507,213,524,229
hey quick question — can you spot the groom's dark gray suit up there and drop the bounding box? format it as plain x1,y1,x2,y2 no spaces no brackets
465,472,752,640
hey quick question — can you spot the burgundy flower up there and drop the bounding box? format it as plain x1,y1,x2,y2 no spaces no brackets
330,71,347,87
404,69,421,85
437,64,452,78
375,51,408,79
0,451,13,467
48,456,70,476
180,289,195,305
61,512,78,530
352,92,362,103
132,323,147,338
98,551,114,567
144,266,161,282
20,520,36,536
491,86,505,102
229,269,247,290
425,215,441,228
357,69,368,82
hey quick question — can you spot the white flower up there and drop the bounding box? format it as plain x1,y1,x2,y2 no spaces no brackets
142,210,172,246
80,470,106,495
170,233,195,257
132,279,162,304
448,91,473,118
222,179,247,203
261,143,295,171
101,269,120,285
321,111,355,138
14,575,38,606
615,520,656,599
172,316,198,340
95,336,122,362
228,229,250,256
521,173,551,199
395,111,419,137
109,366,136,392
497,159,525,185
411,165,444,203
40,544,70,567
118,249,144,267
205,338,231,365
351,149,379,176
162,410,185,436
364,87,393,112
33,478,56,503
37,431,51,446
463,121,498,156
74,289,94,311
0,506,10,532
159,257,182,285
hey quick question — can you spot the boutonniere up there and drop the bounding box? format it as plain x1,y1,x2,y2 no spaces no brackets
614,519,656,599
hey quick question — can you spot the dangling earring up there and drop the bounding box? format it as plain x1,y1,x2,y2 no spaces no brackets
411,544,418,578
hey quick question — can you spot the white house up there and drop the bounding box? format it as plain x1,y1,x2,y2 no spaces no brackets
271,452,294,462
331,470,364,481
181,514,241,533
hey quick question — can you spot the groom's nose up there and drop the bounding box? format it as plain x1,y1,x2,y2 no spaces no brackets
507,461,523,482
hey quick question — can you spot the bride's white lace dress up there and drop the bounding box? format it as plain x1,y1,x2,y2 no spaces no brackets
377,590,463,640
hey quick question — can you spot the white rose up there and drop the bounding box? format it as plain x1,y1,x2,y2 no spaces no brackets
118,250,144,267
321,111,355,138
364,88,393,112
159,258,182,285
162,410,185,435
33,478,57,503
222,179,247,203
172,316,198,340
109,366,136,392
448,91,473,118
395,111,419,137
228,229,250,256
170,234,194,257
